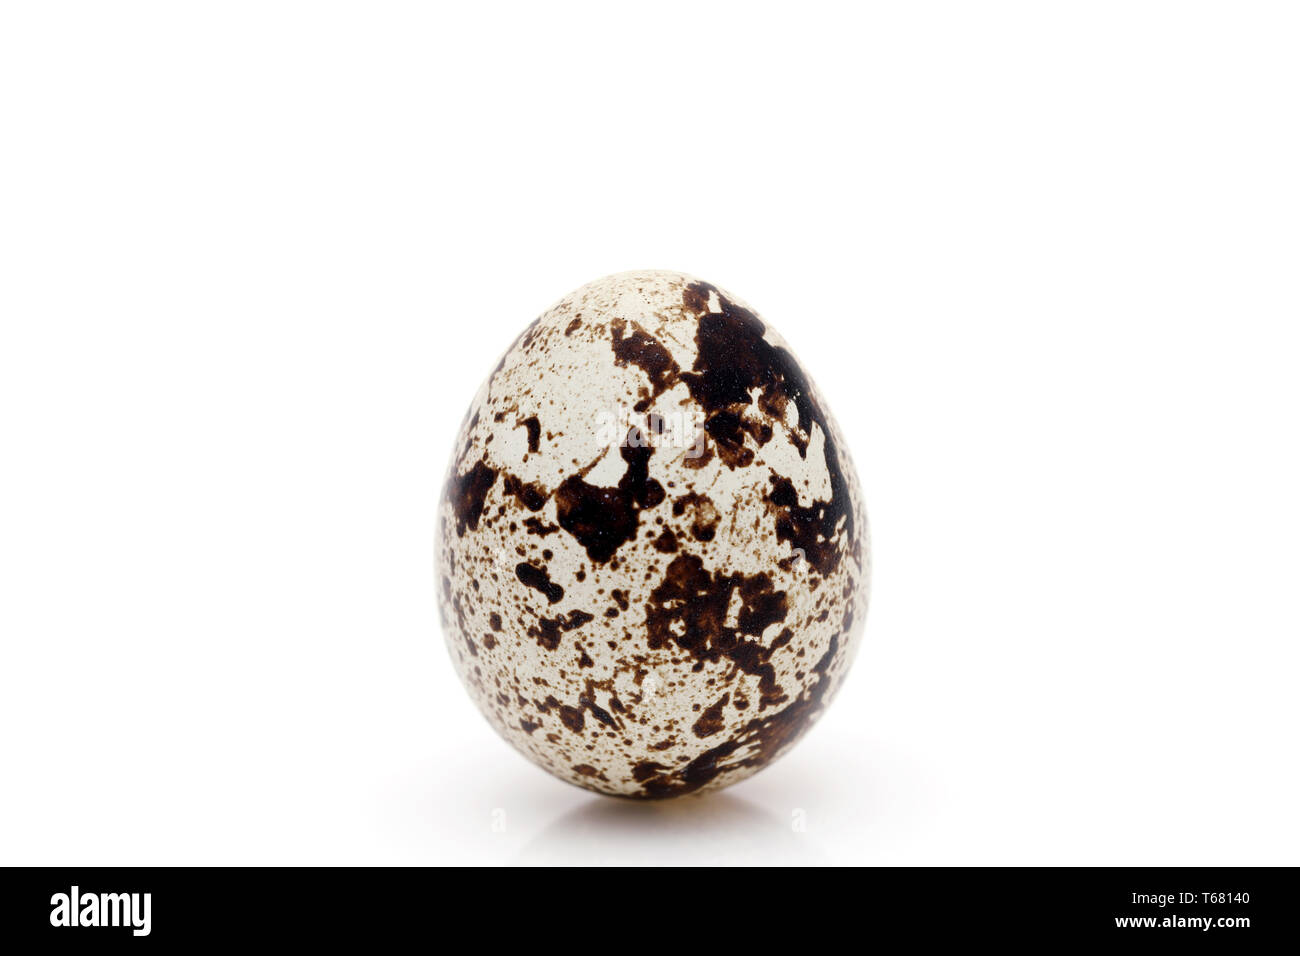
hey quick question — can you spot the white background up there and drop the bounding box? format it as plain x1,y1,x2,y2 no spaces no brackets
2,2,1297,866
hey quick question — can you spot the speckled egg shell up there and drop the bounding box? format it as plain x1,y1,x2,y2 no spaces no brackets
436,271,869,798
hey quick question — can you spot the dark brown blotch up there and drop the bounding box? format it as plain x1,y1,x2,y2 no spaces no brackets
673,492,720,542
610,319,680,412
653,528,678,553
636,634,840,798
554,428,665,563
527,609,594,651
516,562,564,604
502,473,548,512
447,459,497,535
521,415,541,453
645,553,791,712
692,694,730,738
678,280,855,567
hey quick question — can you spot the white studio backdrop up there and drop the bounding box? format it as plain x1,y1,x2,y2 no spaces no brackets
1,2,1297,865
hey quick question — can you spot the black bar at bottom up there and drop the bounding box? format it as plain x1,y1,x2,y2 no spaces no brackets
0,866,1292,944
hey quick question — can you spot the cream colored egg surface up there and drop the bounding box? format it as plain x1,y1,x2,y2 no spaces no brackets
436,271,869,798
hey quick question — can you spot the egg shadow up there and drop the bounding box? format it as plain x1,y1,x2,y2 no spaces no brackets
517,790,828,865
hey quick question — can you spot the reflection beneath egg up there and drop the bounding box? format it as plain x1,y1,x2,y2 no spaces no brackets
517,791,828,865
